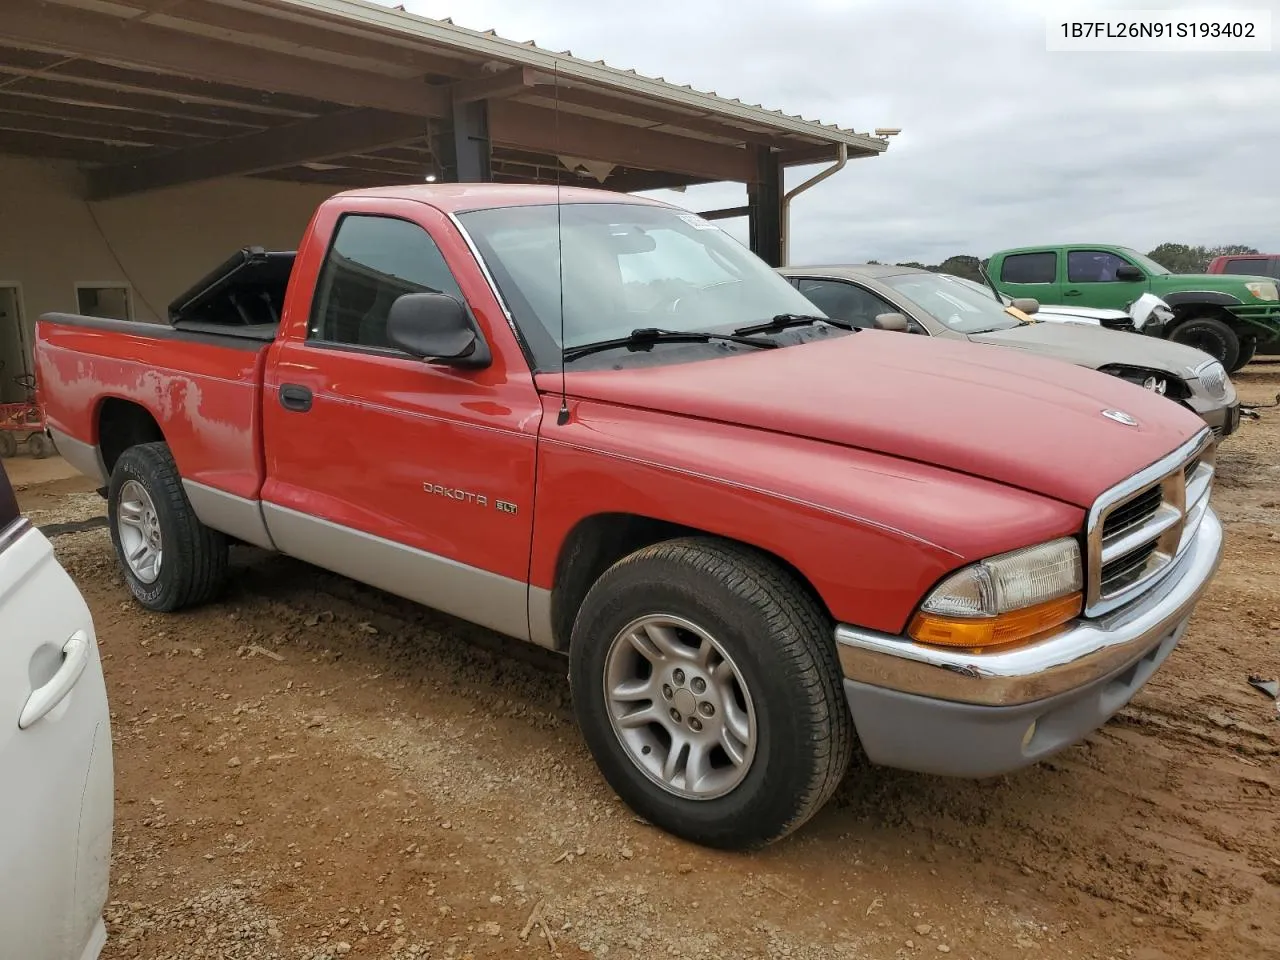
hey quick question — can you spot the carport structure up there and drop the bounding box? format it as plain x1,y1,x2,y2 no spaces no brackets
0,0,887,266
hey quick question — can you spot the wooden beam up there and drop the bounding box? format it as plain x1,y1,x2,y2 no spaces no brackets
87,108,428,200
487,100,757,184
0,3,449,116
0,90,249,139
0,74,284,129
698,205,750,220
544,85,808,151
451,67,538,105
104,0,474,78
0,128,142,163
0,108,206,149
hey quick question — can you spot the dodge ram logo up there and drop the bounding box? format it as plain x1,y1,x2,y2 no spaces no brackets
1101,408,1139,427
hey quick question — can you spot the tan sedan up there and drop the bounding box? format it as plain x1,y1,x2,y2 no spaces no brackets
781,264,1241,441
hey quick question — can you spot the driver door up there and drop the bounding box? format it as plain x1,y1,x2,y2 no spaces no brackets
1061,248,1149,309
261,205,543,641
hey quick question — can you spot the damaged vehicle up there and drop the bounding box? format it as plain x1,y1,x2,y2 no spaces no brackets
783,264,1240,440
949,275,1174,335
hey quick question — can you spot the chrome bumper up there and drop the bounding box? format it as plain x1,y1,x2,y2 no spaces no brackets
835,507,1223,707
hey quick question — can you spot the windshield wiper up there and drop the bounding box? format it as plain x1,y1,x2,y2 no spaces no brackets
733,313,855,336
563,327,778,363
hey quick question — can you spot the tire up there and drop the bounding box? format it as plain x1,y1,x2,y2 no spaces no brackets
107,441,228,612
26,432,52,459
1230,335,1257,373
0,432,15,458
569,536,854,850
1169,314,1239,371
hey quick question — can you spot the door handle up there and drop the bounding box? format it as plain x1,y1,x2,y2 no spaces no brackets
1063,290,1082,297
20,631,90,729
279,383,313,412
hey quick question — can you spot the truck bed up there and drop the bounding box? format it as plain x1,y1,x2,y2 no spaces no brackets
35,311,270,501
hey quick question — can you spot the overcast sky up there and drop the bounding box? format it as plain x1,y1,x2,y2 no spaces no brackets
396,0,1279,265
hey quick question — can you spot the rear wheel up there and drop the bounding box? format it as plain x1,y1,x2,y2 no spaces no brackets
26,433,52,459
1230,335,1257,373
107,442,228,612
1169,314,1239,371
569,537,854,849
0,432,15,458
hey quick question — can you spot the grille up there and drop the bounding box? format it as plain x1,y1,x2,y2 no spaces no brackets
1197,362,1228,400
1102,485,1162,543
1086,432,1214,616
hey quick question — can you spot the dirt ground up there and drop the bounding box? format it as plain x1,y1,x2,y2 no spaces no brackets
10,365,1280,960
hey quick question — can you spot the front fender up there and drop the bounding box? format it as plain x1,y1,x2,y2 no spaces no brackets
1163,290,1243,309
529,399,1084,635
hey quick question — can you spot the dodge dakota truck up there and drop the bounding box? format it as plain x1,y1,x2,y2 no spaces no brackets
36,185,1224,850
989,243,1280,373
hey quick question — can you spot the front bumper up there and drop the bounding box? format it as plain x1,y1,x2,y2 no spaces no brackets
834,507,1223,777
1184,397,1240,440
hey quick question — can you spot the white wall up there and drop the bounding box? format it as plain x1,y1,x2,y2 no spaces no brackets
0,156,344,338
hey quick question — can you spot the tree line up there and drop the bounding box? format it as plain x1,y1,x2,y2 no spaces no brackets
871,245,1262,282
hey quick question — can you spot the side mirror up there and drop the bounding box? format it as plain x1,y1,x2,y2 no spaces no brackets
1010,297,1040,315
386,293,491,368
1115,264,1144,282
874,312,911,333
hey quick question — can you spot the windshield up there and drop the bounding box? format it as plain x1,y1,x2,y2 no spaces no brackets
455,202,823,369
882,272,1022,334
952,274,1010,304
1118,247,1170,275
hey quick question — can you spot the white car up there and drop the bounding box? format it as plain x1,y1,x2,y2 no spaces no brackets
953,276,1175,334
0,461,112,960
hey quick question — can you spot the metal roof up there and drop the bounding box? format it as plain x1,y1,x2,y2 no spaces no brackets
0,0,889,199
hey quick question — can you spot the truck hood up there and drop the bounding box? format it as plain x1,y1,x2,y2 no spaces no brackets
970,321,1216,378
547,330,1204,509
1161,272,1275,296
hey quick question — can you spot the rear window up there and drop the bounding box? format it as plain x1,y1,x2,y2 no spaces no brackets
1000,252,1056,284
1,460,19,535
1223,257,1280,279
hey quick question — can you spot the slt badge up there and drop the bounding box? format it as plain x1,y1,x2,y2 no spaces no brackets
1101,409,1139,427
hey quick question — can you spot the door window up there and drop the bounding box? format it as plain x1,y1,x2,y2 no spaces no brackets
795,278,899,328
309,214,465,350
999,252,1056,284
1067,250,1133,283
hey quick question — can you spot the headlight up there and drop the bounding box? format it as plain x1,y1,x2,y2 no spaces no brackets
1195,360,1229,400
1099,364,1189,400
909,538,1082,649
1246,281,1278,301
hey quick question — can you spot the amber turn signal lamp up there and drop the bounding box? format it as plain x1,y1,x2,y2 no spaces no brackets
908,592,1082,649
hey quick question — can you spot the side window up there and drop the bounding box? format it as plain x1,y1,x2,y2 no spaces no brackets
796,278,898,328
309,214,464,350
999,252,1056,284
1067,250,1132,283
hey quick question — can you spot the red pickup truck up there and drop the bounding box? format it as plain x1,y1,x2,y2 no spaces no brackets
36,185,1224,849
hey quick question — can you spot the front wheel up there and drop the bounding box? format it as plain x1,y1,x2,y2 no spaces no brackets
107,442,229,612
1230,335,1257,373
1169,315,1240,371
569,537,854,849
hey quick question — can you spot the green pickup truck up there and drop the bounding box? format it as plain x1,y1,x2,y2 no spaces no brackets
988,244,1280,372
